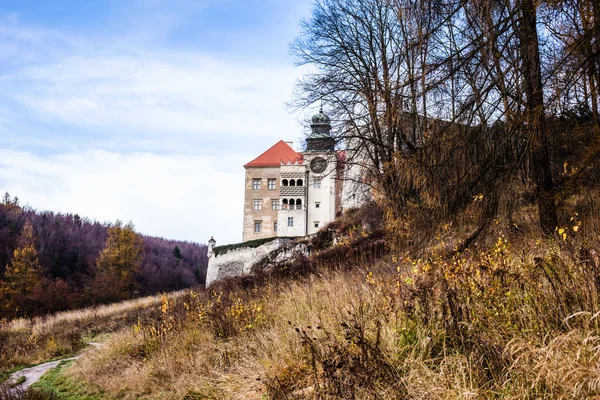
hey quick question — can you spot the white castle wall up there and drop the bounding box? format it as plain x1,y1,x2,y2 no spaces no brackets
341,137,372,210
277,209,306,237
305,153,338,234
206,238,291,287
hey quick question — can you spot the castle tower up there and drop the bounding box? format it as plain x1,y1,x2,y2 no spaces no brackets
303,108,338,235
207,236,216,257
306,108,335,151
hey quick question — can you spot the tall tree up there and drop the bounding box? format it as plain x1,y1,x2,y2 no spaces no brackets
0,220,42,317
173,245,182,260
92,221,144,302
519,0,559,234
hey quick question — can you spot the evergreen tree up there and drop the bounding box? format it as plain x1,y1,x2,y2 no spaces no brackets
173,245,182,260
194,264,201,283
93,221,144,302
1,192,22,216
0,221,42,317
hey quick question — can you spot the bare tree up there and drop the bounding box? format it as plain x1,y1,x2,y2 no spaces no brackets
292,0,598,242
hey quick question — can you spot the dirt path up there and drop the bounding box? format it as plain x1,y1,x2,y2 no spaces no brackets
6,342,102,391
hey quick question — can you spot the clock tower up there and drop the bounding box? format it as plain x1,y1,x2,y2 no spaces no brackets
303,108,339,235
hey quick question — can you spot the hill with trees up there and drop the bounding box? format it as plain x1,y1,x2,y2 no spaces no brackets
0,193,207,319
1,0,600,397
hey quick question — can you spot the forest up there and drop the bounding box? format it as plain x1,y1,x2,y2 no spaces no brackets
0,193,207,319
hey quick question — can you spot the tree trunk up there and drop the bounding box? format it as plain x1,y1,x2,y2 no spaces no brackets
589,0,600,130
519,0,558,235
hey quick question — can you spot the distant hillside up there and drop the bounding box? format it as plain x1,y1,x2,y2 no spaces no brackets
0,193,207,319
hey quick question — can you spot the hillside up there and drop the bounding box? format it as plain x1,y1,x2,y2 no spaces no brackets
0,194,208,319
2,195,600,398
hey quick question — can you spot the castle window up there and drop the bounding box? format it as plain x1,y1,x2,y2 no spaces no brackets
314,221,320,228
282,179,289,186
282,199,288,209
290,179,296,187
252,179,261,190
254,221,262,232
268,179,276,190
297,179,303,187
289,199,295,206
253,200,262,211
287,217,294,227
272,200,280,210
313,179,322,189
315,202,321,208
274,221,278,232
296,199,302,209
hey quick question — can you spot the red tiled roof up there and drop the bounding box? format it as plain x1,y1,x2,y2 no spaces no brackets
244,140,303,168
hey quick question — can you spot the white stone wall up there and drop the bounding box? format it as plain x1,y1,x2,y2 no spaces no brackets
206,239,289,287
341,163,370,209
341,138,372,210
277,209,306,237
305,152,338,235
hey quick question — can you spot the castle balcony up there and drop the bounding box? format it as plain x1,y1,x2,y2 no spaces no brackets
280,186,307,197
279,204,306,211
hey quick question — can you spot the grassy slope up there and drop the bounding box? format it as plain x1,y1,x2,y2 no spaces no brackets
61,223,600,399
3,206,600,399
0,291,188,377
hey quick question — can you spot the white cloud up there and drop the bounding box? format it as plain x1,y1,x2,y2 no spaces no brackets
3,51,306,152
0,5,315,245
0,149,246,245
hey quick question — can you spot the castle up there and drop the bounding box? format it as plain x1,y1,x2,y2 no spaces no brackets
205,108,370,286
242,108,361,242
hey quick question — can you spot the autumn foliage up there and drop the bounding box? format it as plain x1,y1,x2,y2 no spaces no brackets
0,194,208,320
0,221,42,318
90,221,144,303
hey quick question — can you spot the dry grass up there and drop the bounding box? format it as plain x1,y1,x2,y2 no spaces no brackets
3,291,187,336
4,197,600,399
0,291,188,374
65,226,600,399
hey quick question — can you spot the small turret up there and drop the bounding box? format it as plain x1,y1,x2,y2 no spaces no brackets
207,236,216,257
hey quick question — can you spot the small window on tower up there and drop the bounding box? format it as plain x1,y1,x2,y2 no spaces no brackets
315,202,321,209
287,217,294,227
314,221,320,228
252,179,261,190
254,221,262,233
268,179,276,190
253,200,262,211
313,179,322,189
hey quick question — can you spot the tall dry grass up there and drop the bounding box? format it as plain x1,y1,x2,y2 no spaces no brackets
67,224,600,399
0,291,187,373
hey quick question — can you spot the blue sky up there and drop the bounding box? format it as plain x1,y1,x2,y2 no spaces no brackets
0,0,316,245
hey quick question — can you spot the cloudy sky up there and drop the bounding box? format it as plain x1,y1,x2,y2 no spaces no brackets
0,0,316,245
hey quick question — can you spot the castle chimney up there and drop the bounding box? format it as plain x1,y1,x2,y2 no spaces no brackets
285,141,294,148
